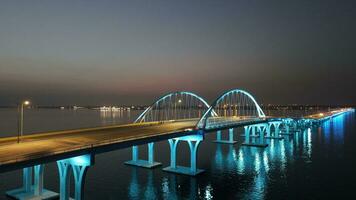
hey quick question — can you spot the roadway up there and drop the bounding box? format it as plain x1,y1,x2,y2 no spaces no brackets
303,108,354,120
0,120,197,171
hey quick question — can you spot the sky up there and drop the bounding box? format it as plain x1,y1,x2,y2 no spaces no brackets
0,0,355,106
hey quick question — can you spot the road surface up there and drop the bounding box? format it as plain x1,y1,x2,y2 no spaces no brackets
0,120,197,171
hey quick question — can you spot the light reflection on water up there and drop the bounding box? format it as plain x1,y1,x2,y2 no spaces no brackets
123,127,321,199
100,109,132,125
332,114,345,143
0,110,355,199
0,108,140,137
237,149,245,174
204,184,214,200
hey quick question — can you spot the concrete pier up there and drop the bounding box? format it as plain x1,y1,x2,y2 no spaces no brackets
57,154,94,200
6,165,59,200
213,128,237,144
242,124,268,148
163,134,204,176
125,142,162,168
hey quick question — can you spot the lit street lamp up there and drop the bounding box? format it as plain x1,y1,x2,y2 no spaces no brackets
18,100,30,143
174,99,182,120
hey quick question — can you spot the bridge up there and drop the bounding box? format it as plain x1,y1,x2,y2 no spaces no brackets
0,89,353,200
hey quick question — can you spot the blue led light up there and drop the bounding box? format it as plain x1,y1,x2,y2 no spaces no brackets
65,154,93,166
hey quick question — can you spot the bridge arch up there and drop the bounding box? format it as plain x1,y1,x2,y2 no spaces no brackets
135,91,212,123
197,89,265,130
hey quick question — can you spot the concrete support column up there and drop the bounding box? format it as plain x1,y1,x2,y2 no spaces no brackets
258,126,264,144
163,134,204,176
275,124,280,136
242,125,268,148
213,129,237,144
168,139,179,168
148,142,154,164
57,154,93,200
280,122,293,136
23,167,33,193
6,164,58,200
57,161,70,200
132,145,138,162
266,122,284,139
229,128,234,143
125,142,162,168
216,130,222,141
34,165,44,195
188,140,201,173
244,126,250,144
266,125,271,137
72,165,89,200
286,125,290,134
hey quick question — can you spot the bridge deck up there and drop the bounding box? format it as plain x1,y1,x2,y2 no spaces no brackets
303,108,353,120
0,120,197,171
0,108,352,172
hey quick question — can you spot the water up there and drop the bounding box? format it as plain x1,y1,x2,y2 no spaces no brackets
0,108,141,137
0,108,355,199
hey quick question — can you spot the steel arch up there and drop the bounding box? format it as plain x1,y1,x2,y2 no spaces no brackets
135,91,213,123
197,89,265,129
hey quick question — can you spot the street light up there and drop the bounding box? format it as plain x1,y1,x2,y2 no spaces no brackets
174,99,182,120
18,100,30,143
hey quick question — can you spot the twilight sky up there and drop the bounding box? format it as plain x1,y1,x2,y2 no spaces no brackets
0,0,355,106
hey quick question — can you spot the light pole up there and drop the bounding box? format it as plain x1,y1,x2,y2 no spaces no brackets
177,99,182,119
18,100,30,143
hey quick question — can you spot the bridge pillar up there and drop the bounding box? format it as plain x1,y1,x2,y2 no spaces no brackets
163,134,204,176
286,121,300,133
168,139,179,168
33,165,44,196
125,142,162,168
252,126,256,137
242,124,268,148
280,121,293,136
266,125,271,137
72,165,88,200
265,122,284,140
23,167,32,193
241,126,259,138
6,165,59,200
216,130,222,141
275,122,281,136
213,129,237,144
244,126,250,144
57,154,94,200
57,161,70,200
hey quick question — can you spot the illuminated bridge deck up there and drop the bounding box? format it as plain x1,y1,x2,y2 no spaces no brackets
0,120,198,171
303,108,353,120
0,108,352,172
